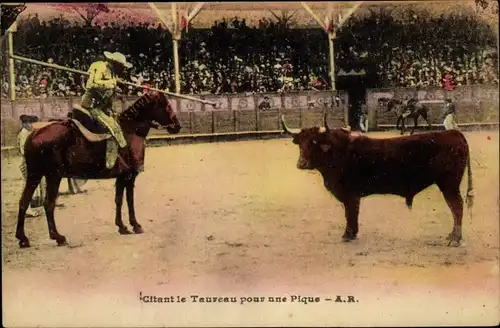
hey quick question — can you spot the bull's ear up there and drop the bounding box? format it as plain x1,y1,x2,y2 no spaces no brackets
320,143,331,153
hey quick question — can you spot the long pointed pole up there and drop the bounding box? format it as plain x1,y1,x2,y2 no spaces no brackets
9,53,216,105
171,2,181,94
328,34,335,91
7,23,16,101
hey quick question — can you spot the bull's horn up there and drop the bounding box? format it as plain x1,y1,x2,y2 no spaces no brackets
281,115,301,135
323,112,330,131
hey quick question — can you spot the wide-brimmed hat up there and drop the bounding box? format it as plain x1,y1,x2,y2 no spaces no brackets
19,114,39,123
103,51,133,69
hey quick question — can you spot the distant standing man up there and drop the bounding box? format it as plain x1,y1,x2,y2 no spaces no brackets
442,98,458,130
359,103,369,133
17,114,42,217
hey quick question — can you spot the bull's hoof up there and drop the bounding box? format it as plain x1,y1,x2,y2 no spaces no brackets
56,236,68,246
446,232,462,247
342,234,357,242
446,239,461,247
118,227,132,235
18,238,30,248
133,225,144,234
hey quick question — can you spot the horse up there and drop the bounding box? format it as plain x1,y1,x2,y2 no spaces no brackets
15,91,181,248
383,98,432,135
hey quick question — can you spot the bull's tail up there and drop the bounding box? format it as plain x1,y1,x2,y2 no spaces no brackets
465,149,474,222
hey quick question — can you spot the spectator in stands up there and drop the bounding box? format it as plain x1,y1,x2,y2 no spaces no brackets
258,96,271,110
2,9,498,100
442,71,457,91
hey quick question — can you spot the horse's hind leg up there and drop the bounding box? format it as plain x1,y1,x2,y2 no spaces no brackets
421,111,432,128
125,173,143,234
410,116,418,135
16,174,43,248
400,118,406,135
115,175,131,235
44,175,67,246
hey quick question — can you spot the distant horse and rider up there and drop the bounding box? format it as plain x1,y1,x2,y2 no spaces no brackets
378,97,433,135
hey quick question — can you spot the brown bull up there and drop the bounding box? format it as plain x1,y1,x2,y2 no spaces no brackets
281,115,474,246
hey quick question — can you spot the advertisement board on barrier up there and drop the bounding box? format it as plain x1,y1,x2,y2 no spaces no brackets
309,91,334,108
203,95,229,111
472,85,499,101
12,100,42,119
283,93,308,109
42,98,71,118
416,88,446,102
230,94,255,111
179,98,204,112
1,101,13,119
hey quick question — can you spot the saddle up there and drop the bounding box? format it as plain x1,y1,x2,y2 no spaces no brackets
71,104,119,169
70,104,113,142
31,105,121,169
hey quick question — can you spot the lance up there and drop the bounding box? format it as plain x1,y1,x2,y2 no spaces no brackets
9,53,218,107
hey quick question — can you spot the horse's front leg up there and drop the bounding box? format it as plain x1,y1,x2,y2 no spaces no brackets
125,173,143,234
115,175,131,235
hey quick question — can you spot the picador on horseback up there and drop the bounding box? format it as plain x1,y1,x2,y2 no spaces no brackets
16,50,182,248
80,51,142,171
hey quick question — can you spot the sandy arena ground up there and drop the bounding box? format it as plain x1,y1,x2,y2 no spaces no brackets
2,130,499,327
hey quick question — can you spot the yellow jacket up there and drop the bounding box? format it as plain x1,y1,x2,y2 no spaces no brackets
86,61,117,90
82,61,117,110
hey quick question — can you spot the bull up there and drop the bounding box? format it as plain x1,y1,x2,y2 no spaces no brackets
281,114,474,246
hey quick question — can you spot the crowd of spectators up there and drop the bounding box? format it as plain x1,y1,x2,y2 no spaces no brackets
1,7,498,99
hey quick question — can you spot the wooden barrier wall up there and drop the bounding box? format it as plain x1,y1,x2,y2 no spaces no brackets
1,85,498,147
